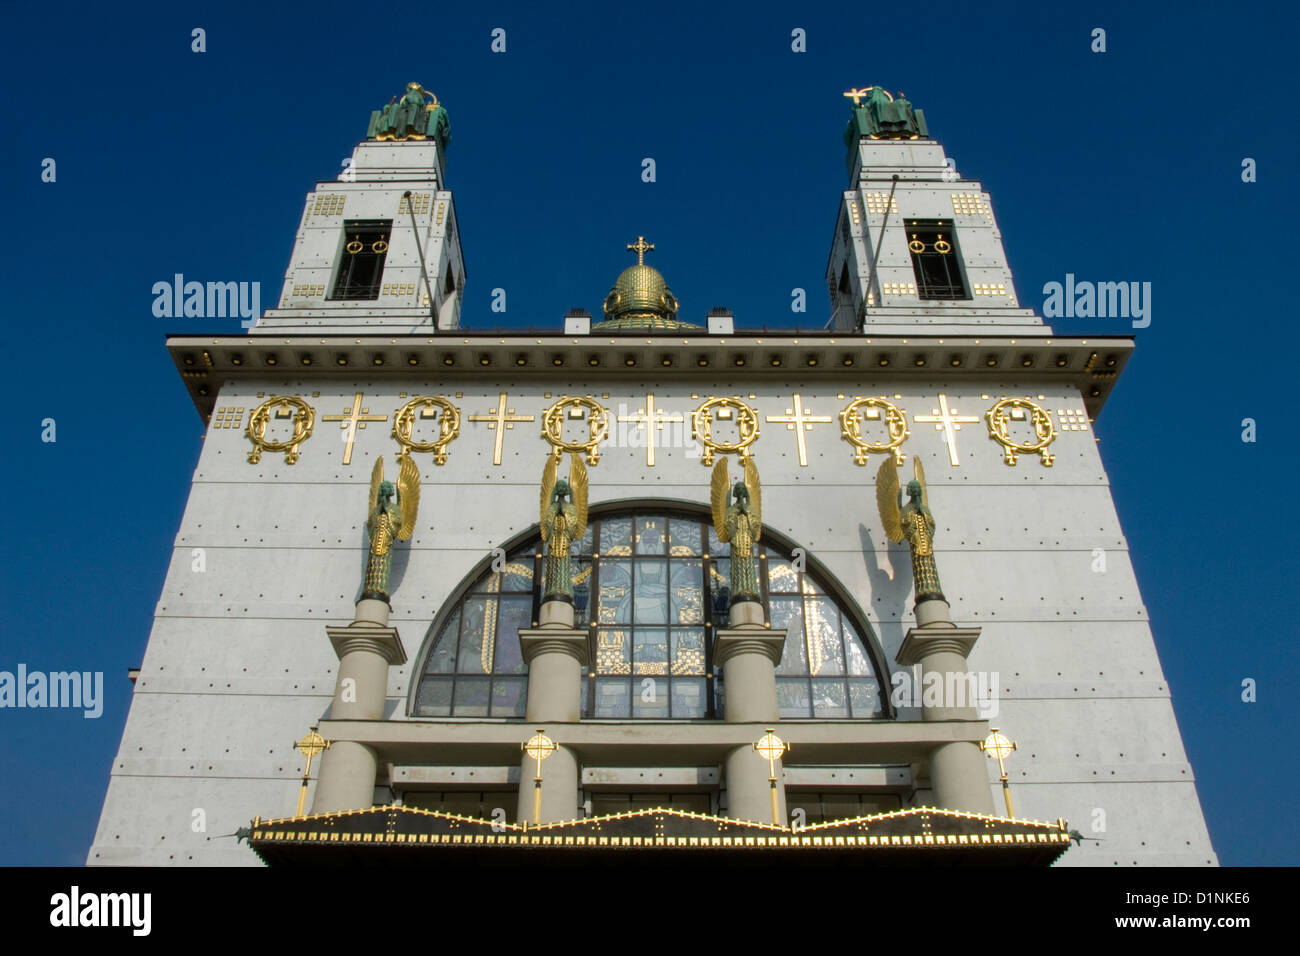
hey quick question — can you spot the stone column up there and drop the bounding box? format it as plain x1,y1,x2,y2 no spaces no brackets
312,598,406,814
714,599,788,825
514,599,587,824
895,598,994,815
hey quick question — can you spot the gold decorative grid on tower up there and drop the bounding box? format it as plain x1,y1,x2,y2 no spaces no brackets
310,194,346,218
864,192,900,216
950,192,988,217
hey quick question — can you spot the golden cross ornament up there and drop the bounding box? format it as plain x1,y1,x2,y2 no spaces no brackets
618,393,684,466
322,391,388,465
753,728,789,826
627,235,654,264
522,729,557,825
469,391,535,465
981,728,1018,818
915,393,979,466
765,393,833,466
293,729,330,817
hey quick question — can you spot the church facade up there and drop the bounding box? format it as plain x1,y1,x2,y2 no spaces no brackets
88,85,1216,865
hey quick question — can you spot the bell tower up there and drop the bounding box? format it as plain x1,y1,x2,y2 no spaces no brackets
254,82,465,335
827,86,1044,336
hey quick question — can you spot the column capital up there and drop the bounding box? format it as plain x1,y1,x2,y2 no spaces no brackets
712,628,787,668
518,627,590,667
895,626,981,667
326,623,407,665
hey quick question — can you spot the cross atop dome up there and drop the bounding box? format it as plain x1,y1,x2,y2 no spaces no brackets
627,236,655,265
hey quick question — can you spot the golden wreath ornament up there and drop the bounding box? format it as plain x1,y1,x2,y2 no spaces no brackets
245,396,316,464
541,396,610,464
690,396,760,465
985,397,1056,466
838,397,909,465
392,395,461,465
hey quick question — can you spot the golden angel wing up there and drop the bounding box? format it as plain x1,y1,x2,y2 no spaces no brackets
539,455,558,541
368,455,383,517
710,457,731,543
876,456,904,542
913,456,928,509
396,453,420,541
569,452,588,541
743,456,761,529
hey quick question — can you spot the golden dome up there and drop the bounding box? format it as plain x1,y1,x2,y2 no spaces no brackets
594,236,701,331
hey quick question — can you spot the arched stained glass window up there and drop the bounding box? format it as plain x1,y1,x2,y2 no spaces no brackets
410,508,889,720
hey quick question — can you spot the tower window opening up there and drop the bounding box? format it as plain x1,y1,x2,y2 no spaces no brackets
906,219,969,300
329,220,392,300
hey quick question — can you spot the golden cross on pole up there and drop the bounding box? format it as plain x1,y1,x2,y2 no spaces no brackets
322,391,388,465
627,235,654,265
618,393,684,467
842,87,875,106
294,729,330,817
914,393,980,466
981,728,1018,817
764,393,833,467
469,392,536,465
522,729,557,826
752,728,789,826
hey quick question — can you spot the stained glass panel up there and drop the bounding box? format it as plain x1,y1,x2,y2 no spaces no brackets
597,560,632,624
767,554,799,593
633,561,669,625
424,609,460,674
457,597,491,674
633,629,669,675
494,596,530,674
668,517,700,556
671,560,704,624
491,677,527,717
414,676,452,716
635,515,667,554
770,598,807,674
601,517,633,556
670,628,706,676
776,678,812,718
453,676,490,717
805,596,844,676
594,677,630,718
671,678,707,718
596,628,631,675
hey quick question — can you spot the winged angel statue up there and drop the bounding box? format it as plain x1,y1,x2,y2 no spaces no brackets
876,456,945,605
711,456,762,605
362,454,420,603
539,453,589,603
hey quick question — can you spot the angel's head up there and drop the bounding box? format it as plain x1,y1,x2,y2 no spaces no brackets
732,481,750,509
906,478,923,500
552,478,573,503
378,480,396,505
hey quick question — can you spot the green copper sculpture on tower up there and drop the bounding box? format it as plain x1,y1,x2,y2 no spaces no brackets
843,85,928,174
367,82,452,170
876,456,945,606
362,454,420,604
711,456,763,606
539,453,589,603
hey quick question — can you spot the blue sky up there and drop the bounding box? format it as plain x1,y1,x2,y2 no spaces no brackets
0,0,1295,865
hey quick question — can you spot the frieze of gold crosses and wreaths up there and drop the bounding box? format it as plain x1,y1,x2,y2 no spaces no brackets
234,392,1082,469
